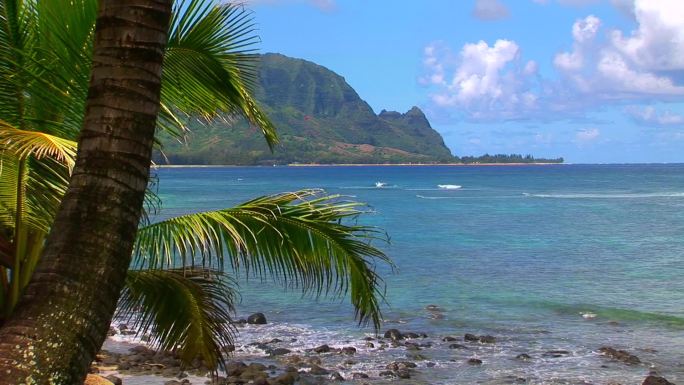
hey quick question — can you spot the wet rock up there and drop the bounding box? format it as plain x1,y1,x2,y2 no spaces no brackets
107,327,117,336
313,344,331,353
104,376,122,385
270,348,292,356
163,381,182,385
365,342,374,348
599,347,640,365
341,346,356,355
224,361,247,377
396,368,411,379
449,343,467,349
425,304,443,311
379,370,394,377
384,328,404,341
308,364,330,375
442,336,458,342
403,332,420,339
426,361,436,367
464,333,479,342
269,338,283,343
351,372,369,379
543,350,570,358
405,342,421,351
515,353,532,361
479,335,496,343
247,312,267,324
328,371,344,381
642,376,675,385
467,358,483,365
222,344,235,353
271,372,299,385
363,336,374,341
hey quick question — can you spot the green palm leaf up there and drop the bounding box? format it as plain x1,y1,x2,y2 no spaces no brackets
0,121,76,167
134,189,392,329
118,268,237,370
161,0,278,148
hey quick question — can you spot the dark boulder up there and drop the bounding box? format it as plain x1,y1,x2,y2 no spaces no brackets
479,335,496,344
467,358,483,365
543,350,570,358
341,346,356,355
384,328,404,341
442,336,458,342
643,376,675,385
515,353,532,361
464,333,479,342
270,348,292,356
599,347,640,365
328,371,344,381
247,312,267,324
313,344,331,353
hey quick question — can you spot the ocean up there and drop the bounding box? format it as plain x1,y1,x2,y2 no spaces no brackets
144,164,684,384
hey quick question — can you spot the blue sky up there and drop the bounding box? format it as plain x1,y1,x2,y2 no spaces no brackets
244,0,684,163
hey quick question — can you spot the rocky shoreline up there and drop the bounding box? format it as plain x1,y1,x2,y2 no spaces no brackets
89,313,678,385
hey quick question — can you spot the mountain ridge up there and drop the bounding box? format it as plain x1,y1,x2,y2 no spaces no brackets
157,53,455,165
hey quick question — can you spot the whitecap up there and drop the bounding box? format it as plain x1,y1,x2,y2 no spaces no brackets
438,184,462,190
523,192,684,199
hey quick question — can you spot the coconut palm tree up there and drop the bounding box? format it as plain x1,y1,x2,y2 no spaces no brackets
0,0,390,378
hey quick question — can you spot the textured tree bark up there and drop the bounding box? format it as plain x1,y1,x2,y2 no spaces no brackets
0,1,171,383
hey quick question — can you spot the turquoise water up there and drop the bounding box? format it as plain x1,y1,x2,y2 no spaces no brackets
153,164,684,384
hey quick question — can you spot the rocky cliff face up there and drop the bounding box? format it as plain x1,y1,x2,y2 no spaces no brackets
159,53,454,165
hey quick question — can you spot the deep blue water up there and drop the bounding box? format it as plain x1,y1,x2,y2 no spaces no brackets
152,164,684,384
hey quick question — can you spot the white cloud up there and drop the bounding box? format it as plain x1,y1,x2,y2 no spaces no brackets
554,4,684,99
553,15,600,71
626,106,684,126
610,0,684,71
421,40,541,120
472,0,510,21
423,1,684,122
575,128,600,144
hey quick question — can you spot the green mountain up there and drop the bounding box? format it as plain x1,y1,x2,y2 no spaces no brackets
157,53,454,165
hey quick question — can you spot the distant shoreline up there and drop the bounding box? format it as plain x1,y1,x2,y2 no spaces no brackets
154,162,565,168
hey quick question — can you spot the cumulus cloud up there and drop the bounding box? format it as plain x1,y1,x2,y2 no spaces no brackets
553,15,600,71
423,1,684,122
626,106,684,126
554,2,684,99
610,0,684,71
421,40,540,120
472,0,510,21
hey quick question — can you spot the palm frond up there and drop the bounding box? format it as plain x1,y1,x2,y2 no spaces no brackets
118,268,238,370
133,189,392,328
0,121,77,168
161,0,278,148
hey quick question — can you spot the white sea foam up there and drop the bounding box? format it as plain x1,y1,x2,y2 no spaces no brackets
523,192,684,199
416,194,460,200
438,184,462,190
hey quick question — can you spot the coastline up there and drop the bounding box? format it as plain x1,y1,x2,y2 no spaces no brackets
154,162,566,168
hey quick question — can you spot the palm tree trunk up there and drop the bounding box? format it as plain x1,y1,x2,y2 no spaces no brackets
0,1,171,383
